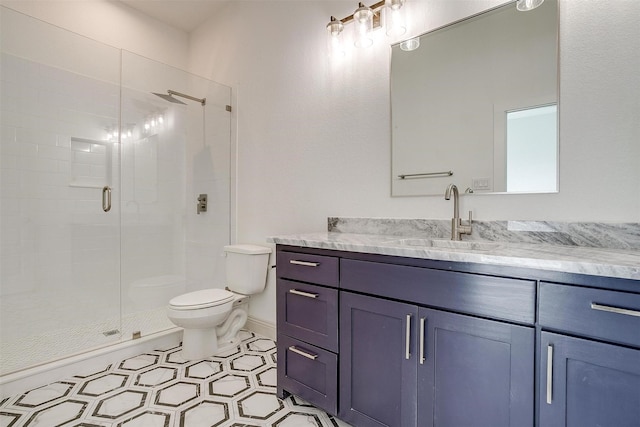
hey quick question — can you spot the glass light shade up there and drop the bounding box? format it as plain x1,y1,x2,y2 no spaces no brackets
516,0,544,11
326,17,346,58
353,3,373,48
386,8,406,37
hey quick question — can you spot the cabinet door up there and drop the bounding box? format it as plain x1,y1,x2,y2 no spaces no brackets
540,332,640,427
418,308,534,427
340,292,418,427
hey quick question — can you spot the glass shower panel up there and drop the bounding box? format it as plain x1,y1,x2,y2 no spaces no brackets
0,8,121,374
120,51,232,337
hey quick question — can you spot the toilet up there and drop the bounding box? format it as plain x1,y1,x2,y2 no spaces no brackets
166,244,272,360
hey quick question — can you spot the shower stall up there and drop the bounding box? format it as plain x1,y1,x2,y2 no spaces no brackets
0,7,232,376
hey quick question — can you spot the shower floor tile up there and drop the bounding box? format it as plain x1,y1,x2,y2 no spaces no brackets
0,331,353,427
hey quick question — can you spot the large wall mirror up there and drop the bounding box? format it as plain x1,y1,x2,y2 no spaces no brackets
391,0,558,196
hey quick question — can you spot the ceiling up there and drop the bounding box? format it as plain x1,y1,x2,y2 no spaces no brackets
118,0,230,32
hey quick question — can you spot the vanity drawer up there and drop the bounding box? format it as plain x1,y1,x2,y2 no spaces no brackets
340,259,536,324
277,334,337,415
276,279,338,352
539,282,640,347
277,251,339,288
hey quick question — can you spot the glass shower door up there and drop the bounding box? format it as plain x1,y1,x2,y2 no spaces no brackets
119,51,233,339
0,8,122,374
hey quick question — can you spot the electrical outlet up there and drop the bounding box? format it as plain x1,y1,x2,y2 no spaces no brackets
472,178,491,190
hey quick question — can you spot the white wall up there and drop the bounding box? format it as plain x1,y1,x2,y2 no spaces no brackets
0,0,189,69
189,0,640,324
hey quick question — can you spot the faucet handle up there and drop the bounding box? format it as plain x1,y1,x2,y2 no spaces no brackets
459,211,473,236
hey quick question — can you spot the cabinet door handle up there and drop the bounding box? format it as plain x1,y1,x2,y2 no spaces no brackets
591,302,640,318
102,186,111,212
405,314,412,360
419,317,426,365
289,260,320,267
289,289,318,299
288,346,318,360
546,344,553,404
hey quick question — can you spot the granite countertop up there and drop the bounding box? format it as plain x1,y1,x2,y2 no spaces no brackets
268,231,640,281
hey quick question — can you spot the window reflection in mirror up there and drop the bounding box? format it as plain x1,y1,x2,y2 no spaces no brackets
506,104,557,193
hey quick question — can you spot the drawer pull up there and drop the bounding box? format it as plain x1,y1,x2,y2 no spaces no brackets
546,344,553,404
591,302,640,318
289,289,319,299
289,260,320,267
405,314,412,360
288,346,318,360
419,317,426,365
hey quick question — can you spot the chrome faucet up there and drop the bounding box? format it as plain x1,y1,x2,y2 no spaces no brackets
444,184,472,241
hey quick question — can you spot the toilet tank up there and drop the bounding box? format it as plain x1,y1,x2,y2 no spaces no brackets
224,244,272,295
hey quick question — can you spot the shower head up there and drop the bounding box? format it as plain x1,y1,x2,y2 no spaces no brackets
152,89,206,106
152,92,187,105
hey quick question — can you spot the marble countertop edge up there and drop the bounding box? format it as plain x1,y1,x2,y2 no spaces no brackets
268,232,640,281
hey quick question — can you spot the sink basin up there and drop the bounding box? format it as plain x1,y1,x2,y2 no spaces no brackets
388,238,502,251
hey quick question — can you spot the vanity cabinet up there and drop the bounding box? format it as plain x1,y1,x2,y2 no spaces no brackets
275,244,640,427
276,250,340,415
538,282,640,427
339,260,535,427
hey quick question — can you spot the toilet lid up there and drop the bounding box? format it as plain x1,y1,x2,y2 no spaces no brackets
169,289,234,309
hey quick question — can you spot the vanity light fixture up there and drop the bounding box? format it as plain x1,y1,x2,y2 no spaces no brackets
326,0,406,55
516,0,544,11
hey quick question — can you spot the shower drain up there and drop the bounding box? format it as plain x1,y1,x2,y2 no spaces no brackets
102,329,120,337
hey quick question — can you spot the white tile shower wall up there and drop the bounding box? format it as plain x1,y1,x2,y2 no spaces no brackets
0,52,123,374
1,53,119,302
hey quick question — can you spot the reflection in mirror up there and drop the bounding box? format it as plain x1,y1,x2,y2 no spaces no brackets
391,0,558,196
506,104,557,192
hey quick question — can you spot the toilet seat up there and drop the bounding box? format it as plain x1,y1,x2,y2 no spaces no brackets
169,289,234,310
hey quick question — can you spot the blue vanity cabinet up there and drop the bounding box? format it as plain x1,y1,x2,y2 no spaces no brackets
538,332,640,427
276,249,340,415
340,292,534,427
339,258,535,427
339,292,419,427
538,282,640,427
418,308,534,427
274,244,639,427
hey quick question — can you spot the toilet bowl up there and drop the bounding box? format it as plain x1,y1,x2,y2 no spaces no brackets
166,244,271,360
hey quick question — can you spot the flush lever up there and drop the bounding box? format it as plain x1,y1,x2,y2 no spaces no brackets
197,194,207,214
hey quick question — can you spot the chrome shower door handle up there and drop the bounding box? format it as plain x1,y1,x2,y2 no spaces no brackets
102,186,112,212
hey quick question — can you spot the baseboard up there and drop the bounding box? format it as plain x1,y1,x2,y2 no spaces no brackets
245,316,276,340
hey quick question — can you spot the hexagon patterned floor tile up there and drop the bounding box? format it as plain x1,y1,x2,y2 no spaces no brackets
0,331,352,426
